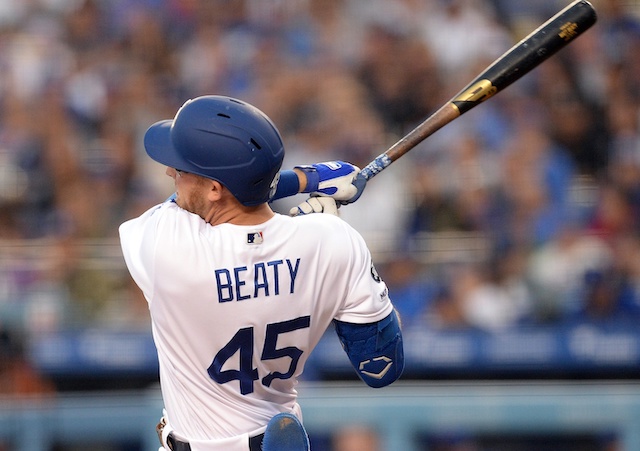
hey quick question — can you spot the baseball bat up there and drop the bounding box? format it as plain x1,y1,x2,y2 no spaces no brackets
358,0,597,181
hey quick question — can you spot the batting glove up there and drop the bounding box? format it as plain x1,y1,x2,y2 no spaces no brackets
289,196,339,216
296,161,366,203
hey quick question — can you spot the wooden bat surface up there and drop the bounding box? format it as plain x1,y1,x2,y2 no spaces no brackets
359,0,597,181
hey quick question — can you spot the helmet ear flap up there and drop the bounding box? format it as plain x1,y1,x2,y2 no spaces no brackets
144,96,285,206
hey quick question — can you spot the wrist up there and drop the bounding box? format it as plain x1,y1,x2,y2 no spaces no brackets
293,168,308,192
295,166,319,193
270,170,301,201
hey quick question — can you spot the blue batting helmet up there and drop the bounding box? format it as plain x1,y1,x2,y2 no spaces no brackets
144,95,285,206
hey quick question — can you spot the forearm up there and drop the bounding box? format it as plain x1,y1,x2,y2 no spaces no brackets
271,170,303,201
271,162,364,203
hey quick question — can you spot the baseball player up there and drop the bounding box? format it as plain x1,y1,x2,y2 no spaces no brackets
119,95,404,451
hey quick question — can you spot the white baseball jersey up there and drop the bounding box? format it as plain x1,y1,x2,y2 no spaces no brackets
119,200,393,444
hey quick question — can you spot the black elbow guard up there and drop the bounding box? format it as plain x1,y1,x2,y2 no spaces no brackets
334,310,404,388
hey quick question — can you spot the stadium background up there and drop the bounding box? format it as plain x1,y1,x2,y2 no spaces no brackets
1,0,640,449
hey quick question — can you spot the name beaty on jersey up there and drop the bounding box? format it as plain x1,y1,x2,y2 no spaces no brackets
214,258,301,302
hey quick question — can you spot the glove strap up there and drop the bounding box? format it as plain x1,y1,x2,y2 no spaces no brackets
295,166,320,193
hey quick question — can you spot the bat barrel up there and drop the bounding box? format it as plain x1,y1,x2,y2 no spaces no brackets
452,0,597,114
357,0,597,184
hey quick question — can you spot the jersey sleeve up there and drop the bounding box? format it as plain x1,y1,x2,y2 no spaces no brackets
118,202,166,302
333,223,394,324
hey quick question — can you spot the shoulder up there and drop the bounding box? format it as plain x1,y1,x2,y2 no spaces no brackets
280,212,364,241
120,201,207,245
286,211,356,230
280,213,371,261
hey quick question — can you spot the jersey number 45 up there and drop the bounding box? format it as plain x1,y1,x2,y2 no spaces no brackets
207,316,311,395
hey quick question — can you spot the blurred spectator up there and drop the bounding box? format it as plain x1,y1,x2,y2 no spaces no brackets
497,121,577,247
0,326,54,396
422,432,479,451
564,232,640,324
377,253,438,327
606,94,640,191
355,19,441,135
610,233,640,309
408,132,501,235
332,424,380,451
588,184,638,240
535,56,609,176
527,226,613,321
422,247,533,331
418,0,512,88
0,93,56,239
570,268,636,323
425,283,468,330
447,262,530,331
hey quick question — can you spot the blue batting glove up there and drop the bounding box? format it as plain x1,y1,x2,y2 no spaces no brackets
295,161,366,203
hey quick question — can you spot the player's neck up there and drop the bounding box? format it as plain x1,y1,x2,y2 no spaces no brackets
205,203,275,226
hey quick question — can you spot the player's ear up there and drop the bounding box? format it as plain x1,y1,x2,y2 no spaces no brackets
207,180,224,202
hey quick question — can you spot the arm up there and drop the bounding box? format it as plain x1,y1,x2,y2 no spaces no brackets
271,170,303,201
271,161,366,203
333,309,404,388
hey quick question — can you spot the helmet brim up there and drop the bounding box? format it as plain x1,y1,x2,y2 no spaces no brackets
144,120,191,171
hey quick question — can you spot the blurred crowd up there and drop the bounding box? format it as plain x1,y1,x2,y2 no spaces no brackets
0,0,640,345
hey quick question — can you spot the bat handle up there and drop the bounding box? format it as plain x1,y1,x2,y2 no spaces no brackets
359,153,393,181
358,103,461,181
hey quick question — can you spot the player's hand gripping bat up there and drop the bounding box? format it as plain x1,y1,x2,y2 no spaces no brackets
357,0,597,183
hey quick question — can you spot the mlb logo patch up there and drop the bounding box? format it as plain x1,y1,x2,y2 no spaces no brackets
247,231,264,244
